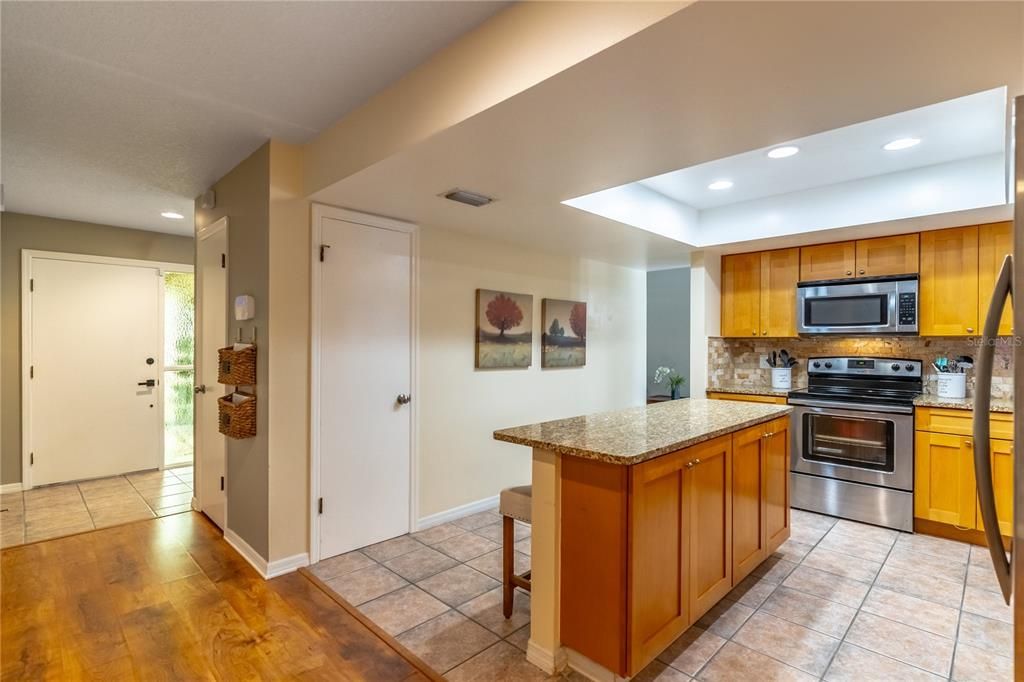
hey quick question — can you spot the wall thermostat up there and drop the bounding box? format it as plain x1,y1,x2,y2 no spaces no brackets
234,295,256,321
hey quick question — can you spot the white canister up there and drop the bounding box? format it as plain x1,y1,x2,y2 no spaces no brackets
771,367,792,390
937,373,967,399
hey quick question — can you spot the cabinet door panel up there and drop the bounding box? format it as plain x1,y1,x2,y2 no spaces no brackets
977,439,1013,537
799,242,855,281
687,436,732,619
760,248,799,337
731,425,765,584
629,451,688,673
914,431,976,528
764,417,791,554
721,253,761,337
978,221,1013,336
920,226,979,336
855,234,919,277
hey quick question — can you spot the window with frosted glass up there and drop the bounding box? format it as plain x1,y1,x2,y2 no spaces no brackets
164,272,194,465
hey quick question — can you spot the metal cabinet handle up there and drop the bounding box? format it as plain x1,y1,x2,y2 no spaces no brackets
762,330,768,335
859,269,865,275
967,327,975,333
972,252,1013,604
752,330,757,335
845,270,853,276
685,461,695,469
396,394,412,405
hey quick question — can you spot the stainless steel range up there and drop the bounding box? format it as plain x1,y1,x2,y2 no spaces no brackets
788,356,923,532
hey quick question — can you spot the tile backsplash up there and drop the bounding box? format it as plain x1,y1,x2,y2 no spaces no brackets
708,336,1014,400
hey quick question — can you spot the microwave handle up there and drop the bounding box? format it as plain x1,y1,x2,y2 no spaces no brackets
972,253,1012,604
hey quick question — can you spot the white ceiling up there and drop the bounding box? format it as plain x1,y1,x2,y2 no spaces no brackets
313,2,1023,269
637,87,1008,210
0,1,507,235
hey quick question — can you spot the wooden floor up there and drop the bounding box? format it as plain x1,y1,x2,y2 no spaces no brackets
1,511,439,681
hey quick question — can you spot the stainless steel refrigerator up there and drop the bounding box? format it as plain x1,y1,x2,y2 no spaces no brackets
973,93,1022,672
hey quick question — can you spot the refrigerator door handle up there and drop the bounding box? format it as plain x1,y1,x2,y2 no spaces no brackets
973,253,1013,604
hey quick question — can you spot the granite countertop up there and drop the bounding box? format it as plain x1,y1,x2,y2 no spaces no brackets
706,383,802,398
493,398,792,465
914,395,1014,414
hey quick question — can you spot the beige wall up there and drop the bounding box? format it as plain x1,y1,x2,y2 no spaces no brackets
267,141,310,561
416,226,646,519
0,212,193,486
195,143,272,558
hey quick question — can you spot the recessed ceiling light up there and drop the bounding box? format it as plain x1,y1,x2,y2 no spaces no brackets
767,146,800,159
708,180,734,190
883,137,921,151
161,211,184,220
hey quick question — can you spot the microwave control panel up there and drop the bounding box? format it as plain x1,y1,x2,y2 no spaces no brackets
898,292,917,325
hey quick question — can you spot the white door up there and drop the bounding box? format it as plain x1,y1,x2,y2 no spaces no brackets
318,215,412,558
27,256,162,486
196,220,227,529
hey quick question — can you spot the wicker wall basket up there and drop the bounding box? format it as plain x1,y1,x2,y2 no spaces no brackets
218,343,257,385
218,392,257,439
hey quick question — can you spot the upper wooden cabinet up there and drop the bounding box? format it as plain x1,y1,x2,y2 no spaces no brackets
855,234,919,277
721,248,798,338
920,226,979,336
978,221,1013,336
799,242,855,281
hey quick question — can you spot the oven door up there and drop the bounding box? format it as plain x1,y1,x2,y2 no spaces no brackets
790,402,914,490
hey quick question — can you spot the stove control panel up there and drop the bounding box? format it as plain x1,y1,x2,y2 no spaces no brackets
807,357,922,377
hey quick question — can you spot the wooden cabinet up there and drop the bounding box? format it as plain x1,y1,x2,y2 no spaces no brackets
721,253,761,337
799,241,855,281
978,221,1013,336
732,418,791,585
914,431,977,528
759,248,800,337
855,234,919,277
977,438,1014,537
721,248,798,338
920,226,979,336
764,417,791,554
687,437,733,618
628,449,689,672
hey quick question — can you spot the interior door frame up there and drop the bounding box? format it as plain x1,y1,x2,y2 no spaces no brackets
309,204,419,563
194,217,228,520
20,250,193,490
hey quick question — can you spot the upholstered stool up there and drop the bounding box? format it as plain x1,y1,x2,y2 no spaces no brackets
499,485,532,618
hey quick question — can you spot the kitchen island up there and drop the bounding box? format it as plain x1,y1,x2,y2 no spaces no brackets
495,398,792,679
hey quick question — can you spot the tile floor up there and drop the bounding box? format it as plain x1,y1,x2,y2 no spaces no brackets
312,506,1014,681
0,465,194,548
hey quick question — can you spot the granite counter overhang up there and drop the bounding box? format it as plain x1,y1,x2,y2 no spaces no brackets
494,398,793,465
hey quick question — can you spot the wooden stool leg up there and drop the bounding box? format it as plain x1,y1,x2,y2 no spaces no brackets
502,515,514,618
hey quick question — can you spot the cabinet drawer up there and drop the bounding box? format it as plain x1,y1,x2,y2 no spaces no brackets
915,407,1013,440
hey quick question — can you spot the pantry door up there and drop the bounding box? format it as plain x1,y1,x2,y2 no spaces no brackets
314,207,414,560
23,252,165,487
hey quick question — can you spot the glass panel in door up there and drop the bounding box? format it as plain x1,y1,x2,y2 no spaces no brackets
803,413,894,472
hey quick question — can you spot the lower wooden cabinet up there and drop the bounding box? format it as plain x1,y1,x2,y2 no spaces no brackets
978,438,1014,537
764,417,791,554
686,437,733,618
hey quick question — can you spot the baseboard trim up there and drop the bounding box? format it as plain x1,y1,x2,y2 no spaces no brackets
415,494,500,531
566,647,626,682
0,482,23,494
526,640,567,676
267,552,310,578
224,528,269,578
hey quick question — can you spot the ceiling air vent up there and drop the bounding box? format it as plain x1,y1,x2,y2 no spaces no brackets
442,188,494,207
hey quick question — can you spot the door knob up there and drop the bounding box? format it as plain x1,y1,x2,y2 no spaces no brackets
194,384,207,394
396,394,411,405
137,379,156,387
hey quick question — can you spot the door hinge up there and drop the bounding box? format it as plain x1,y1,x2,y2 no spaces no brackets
29,452,34,466
319,244,330,262
29,278,34,292
221,253,226,268
220,476,225,491
318,497,324,515
29,365,34,379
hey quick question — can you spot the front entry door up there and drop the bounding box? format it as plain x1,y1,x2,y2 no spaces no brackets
317,213,413,558
26,254,162,486
196,219,228,529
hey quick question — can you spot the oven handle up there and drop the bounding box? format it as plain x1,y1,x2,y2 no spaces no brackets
972,252,1012,604
787,397,914,414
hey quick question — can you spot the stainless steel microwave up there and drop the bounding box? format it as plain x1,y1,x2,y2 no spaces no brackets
796,275,918,335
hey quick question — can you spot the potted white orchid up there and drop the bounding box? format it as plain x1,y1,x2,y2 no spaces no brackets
655,366,686,400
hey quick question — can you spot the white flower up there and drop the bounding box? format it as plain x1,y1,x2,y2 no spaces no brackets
654,366,673,384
